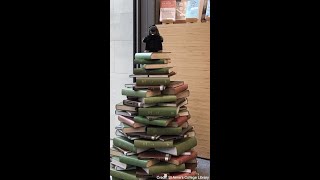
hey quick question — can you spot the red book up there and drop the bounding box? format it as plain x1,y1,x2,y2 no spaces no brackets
168,150,198,165
168,116,189,127
162,84,188,95
169,171,198,180
117,115,144,128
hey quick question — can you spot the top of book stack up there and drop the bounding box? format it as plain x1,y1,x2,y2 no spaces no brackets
135,52,171,60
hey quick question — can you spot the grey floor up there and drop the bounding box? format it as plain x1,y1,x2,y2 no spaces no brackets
197,158,210,178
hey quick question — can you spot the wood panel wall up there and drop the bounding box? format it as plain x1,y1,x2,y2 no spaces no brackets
157,22,210,159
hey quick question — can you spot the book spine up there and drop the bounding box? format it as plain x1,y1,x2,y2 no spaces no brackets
133,116,170,127
138,153,171,162
138,107,177,117
176,137,197,156
147,163,185,175
147,127,182,136
133,68,170,75
134,59,167,64
119,155,150,168
113,137,136,153
134,139,174,148
136,78,170,86
110,168,138,180
142,95,177,104
121,89,147,98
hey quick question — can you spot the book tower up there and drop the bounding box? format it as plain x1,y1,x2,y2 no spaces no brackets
110,51,198,180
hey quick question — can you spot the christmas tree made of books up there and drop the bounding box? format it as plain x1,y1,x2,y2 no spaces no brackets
110,51,198,180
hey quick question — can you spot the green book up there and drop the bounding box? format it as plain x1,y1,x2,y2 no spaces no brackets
119,155,160,168
147,127,182,135
134,59,168,64
121,88,161,98
110,168,138,180
113,137,149,153
142,162,185,175
138,107,178,117
136,77,170,86
135,52,171,59
155,137,197,156
139,95,177,104
133,116,173,127
134,139,174,148
133,67,172,75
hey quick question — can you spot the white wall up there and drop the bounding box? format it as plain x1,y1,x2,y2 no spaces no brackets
110,0,133,139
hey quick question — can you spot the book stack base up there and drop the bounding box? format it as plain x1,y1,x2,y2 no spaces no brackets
110,51,199,180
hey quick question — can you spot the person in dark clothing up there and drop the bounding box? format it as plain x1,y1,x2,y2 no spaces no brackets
143,25,163,52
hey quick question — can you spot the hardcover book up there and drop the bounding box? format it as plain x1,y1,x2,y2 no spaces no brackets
162,84,188,95
142,162,185,175
155,137,197,156
134,139,174,148
138,151,172,162
115,102,137,112
119,155,160,168
123,99,156,108
113,136,149,154
168,150,198,165
133,116,173,127
121,88,161,98
117,115,145,128
133,67,173,75
135,52,171,60
136,77,171,86
167,81,184,88
147,127,182,136
139,95,177,104
133,59,170,64
138,106,179,117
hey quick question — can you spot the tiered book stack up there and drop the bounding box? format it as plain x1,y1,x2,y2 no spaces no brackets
110,52,198,180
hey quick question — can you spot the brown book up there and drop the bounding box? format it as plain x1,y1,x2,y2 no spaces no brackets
126,132,160,141
138,151,172,162
185,158,197,163
168,150,198,165
122,124,146,134
176,90,190,99
116,102,137,112
167,81,184,88
118,115,144,128
143,64,173,69
162,84,188,95
168,171,198,180
185,163,197,171
168,116,190,127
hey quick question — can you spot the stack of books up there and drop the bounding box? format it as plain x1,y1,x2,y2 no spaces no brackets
110,52,198,180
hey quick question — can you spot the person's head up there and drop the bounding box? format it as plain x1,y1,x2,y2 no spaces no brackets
149,25,159,36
